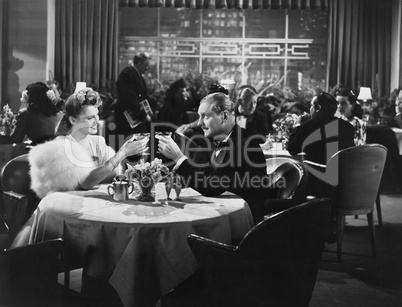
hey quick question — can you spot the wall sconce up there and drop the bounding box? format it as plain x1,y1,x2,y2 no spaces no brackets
357,87,372,102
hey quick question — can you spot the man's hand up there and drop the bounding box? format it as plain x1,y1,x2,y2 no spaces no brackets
155,135,185,162
294,112,310,127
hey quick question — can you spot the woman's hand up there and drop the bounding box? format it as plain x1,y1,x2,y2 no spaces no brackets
155,135,184,162
119,136,149,160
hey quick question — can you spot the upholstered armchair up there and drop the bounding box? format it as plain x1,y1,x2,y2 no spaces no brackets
162,198,332,307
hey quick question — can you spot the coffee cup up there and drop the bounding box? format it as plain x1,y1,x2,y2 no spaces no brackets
107,181,134,201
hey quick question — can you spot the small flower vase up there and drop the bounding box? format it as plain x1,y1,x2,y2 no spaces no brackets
136,176,156,202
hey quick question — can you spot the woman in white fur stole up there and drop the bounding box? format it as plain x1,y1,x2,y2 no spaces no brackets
29,87,149,199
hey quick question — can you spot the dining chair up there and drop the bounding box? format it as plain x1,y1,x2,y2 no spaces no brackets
304,144,387,262
259,157,309,220
0,216,85,306
161,198,332,307
1,154,40,225
0,153,80,288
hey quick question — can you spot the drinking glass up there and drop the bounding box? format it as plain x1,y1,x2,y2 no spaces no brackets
174,175,182,201
165,176,172,200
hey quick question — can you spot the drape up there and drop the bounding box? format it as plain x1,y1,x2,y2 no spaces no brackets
118,0,328,9
326,0,392,97
54,0,119,93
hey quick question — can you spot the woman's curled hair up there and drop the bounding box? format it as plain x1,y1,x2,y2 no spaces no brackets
55,88,102,136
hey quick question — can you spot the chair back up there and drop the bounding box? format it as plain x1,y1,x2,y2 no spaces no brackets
187,198,332,307
1,154,39,221
331,144,387,213
270,157,309,203
237,198,332,306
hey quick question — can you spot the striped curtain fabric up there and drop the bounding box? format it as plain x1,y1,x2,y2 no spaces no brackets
118,0,328,9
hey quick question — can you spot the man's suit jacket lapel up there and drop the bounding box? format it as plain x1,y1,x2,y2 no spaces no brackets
210,125,243,169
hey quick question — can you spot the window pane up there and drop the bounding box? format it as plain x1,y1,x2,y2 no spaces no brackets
202,9,243,38
120,8,158,36
160,9,200,37
288,59,327,92
202,58,242,80
119,8,328,93
246,59,285,92
159,57,199,85
245,10,286,38
288,10,328,39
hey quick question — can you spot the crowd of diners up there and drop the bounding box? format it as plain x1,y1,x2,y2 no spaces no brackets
3,53,401,241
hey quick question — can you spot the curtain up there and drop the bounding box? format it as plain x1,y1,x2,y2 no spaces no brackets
118,0,328,9
54,0,119,92
326,0,392,97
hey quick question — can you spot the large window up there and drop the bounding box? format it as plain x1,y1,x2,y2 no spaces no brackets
119,8,327,92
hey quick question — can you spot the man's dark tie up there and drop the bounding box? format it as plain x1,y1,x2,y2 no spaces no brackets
211,140,230,166
212,140,229,150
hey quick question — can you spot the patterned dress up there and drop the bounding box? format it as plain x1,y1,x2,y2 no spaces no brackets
341,115,366,146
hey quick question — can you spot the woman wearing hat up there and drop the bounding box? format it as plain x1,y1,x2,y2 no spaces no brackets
0,81,64,145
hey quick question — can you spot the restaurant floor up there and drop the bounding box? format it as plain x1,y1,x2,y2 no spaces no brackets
311,192,402,307
64,192,402,307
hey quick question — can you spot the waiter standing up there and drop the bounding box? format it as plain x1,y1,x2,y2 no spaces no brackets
115,52,154,136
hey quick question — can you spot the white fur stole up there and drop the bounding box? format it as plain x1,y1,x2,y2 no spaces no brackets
29,136,98,198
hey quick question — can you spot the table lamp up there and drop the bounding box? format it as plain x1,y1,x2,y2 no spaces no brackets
357,87,372,102
74,82,87,93
358,87,373,122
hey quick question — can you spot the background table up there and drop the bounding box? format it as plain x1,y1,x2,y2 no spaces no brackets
18,184,253,307
262,142,299,173
391,127,402,155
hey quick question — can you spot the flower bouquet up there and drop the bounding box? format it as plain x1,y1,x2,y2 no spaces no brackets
272,113,299,142
0,104,17,136
125,158,170,202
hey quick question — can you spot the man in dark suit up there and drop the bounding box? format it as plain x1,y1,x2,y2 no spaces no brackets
288,92,355,206
115,52,153,135
156,92,280,223
288,92,355,165
235,86,270,137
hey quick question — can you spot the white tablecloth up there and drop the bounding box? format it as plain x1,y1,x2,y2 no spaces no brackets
261,142,295,173
391,127,402,155
262,141,291,157
14,184,253,307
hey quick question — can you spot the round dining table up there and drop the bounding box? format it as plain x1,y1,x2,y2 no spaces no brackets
14,183,254,307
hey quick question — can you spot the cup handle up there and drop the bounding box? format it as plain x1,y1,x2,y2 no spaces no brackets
107,185,115,196
128,183,134,195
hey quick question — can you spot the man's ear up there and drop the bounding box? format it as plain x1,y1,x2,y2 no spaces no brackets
222,110,229,122
314,104,321,112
